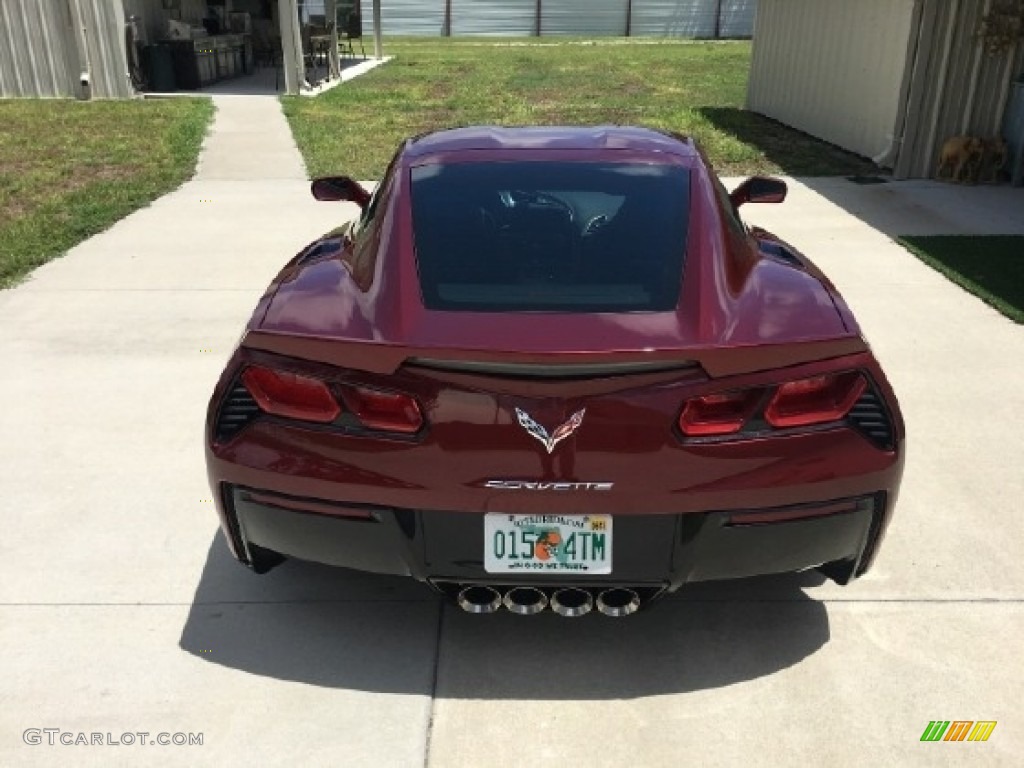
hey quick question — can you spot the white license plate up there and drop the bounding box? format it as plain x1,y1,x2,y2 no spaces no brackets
484,514,612,574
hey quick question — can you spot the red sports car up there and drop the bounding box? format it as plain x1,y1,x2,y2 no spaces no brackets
205,126,904,617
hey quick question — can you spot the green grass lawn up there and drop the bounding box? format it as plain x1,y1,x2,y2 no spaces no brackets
0,98,213,288
898,235,1024,323
283,38,875,180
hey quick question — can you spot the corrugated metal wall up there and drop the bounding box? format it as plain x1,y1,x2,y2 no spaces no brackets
78,0,132,98
746,0,916,163
718,0,756,38
1,0,132,98
895,0,1024,178
1,0,77,97
450,0,535,37
360,0,756,38
542,0,628,37
630,0,715,37
361,0,445,36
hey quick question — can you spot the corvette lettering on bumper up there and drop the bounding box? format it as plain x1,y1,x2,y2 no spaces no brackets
482,480,614,491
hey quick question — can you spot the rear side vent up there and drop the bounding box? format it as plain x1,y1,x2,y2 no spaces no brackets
846,388,894,450
758,241,803,268
215,382,260,442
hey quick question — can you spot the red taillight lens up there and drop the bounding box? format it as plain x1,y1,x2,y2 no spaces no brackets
241,366,341,423
678,389,761,436
765,372,866,428
342,386,423,434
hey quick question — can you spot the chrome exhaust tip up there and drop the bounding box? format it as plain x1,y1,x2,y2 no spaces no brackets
502,586,548,616
457,585,502,614
596,588,641,617
550,588,593,618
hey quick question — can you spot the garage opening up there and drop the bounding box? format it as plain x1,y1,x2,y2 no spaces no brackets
123,0,368,96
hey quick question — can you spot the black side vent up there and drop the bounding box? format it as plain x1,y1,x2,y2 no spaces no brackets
847,389,894,450
215,382,260,442
758,241,803,268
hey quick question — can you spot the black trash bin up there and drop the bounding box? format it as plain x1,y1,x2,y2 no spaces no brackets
145,44,176,92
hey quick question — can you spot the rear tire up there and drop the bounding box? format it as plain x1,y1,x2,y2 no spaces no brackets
246,544,286,574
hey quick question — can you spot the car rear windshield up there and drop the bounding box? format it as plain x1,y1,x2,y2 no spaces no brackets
410,161,690,312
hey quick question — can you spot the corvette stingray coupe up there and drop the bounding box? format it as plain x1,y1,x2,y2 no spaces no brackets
205,126,904,617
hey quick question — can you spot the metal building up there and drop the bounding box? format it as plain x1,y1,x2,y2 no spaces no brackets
1,0,386,98
747,0,1024,179
0,0,134,98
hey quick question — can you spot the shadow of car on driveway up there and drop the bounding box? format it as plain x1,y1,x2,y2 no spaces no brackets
179,533,830,699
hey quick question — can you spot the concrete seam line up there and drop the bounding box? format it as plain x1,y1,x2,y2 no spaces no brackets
423,600,445,768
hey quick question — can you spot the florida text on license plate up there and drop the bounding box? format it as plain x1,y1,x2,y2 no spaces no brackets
484,514,612,574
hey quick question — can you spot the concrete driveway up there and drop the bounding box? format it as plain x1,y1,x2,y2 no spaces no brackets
2,98,1022,767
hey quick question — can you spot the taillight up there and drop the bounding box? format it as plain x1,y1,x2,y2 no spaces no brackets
678,370,872,440
341,386,424,434
678,389,761,436
765,372,866,428
241,366,340,423
238,365,425,435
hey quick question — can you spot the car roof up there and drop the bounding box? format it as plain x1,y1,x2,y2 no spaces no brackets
404,125,698,159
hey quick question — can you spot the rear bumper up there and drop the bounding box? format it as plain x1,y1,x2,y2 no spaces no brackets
223,484,886,590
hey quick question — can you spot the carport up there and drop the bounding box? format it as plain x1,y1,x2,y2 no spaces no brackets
0,0,383,98
275,0,383,94
125,0,385,96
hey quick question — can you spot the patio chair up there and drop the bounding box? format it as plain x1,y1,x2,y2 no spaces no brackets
339,11,365,61
300,23,320,87
251,18,282,83
268,37,283,91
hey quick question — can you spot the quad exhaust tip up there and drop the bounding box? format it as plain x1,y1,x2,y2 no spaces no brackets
596,588,640,617
503,586,548,615
453,584,645,616
457,585,502,614
550,588,594,618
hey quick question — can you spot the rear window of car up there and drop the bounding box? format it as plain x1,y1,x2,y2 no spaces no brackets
410,161,690,312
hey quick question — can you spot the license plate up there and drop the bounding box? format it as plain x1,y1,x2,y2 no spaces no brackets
484,514,612,574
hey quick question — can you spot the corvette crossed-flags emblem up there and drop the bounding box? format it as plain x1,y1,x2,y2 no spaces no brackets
514,408,586,454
